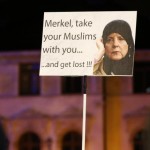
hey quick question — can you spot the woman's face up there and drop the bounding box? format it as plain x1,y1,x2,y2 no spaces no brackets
104,33,128,60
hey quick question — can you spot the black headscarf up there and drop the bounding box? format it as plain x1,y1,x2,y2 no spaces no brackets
102,20,135,75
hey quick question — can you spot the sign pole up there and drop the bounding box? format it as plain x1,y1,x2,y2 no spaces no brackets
82,76,87,150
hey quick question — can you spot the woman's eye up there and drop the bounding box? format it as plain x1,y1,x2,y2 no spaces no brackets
106,38,113,42
118,37,125,41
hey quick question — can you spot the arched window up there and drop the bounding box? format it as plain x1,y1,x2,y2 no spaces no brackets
133,130,144,150
18,132,41,150
62,131,82,150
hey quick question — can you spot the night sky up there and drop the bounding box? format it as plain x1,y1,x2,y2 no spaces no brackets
0,0,150,51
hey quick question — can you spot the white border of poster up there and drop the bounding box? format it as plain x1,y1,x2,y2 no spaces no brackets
39,11,137,76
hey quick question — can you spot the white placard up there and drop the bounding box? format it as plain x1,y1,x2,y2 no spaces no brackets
39,11,137,76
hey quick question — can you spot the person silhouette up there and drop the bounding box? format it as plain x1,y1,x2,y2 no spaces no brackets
0,122,9,150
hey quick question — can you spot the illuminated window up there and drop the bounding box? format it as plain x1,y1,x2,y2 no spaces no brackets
19,63,40,95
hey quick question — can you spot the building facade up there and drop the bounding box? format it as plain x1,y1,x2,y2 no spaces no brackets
0,50,150,150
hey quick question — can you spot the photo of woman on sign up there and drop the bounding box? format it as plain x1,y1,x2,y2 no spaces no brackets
93,19,135,76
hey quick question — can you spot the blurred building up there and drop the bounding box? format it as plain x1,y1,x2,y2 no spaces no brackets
0,50,150,150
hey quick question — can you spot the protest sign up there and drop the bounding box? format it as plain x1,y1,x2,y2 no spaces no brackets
40,11,137,76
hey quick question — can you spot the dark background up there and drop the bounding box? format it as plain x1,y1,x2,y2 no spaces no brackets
0,0,149,51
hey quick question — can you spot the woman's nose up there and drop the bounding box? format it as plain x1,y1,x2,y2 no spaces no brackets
113,38,119,47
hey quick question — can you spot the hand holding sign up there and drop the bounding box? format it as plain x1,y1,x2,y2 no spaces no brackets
94,38,105,64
